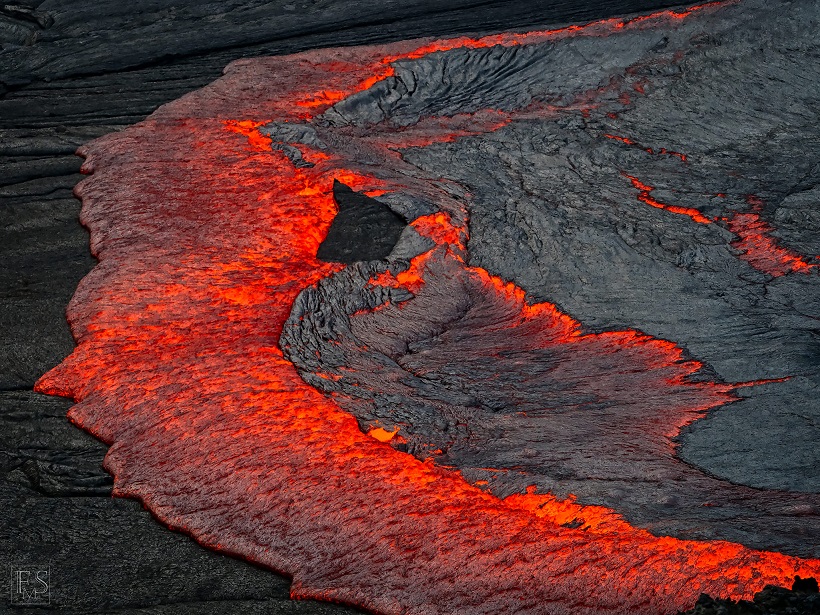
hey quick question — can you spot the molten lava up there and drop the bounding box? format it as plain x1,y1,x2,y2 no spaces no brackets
35,3,820,615
726,196,816,277
625,173,713,224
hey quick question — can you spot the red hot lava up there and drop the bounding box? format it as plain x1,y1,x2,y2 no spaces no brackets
726,196,816,277
35,5,819,615
624,173,713,224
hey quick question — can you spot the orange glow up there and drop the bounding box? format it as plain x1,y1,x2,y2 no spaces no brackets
605,134,689,162
223,119,272,151
410,211,466,250
380,2,731,65
34,7,820,615
605,133,637,145
357,66,396,91
369,250,433,295
732,377,790,388
625,174,713,224
369,426,399,442
333,170,391,196
299,146,332,164
296,90,348,108
658,147,687,162
726,196,816,276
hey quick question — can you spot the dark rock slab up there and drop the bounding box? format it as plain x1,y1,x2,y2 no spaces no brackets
316,180,406,264
677,577,820,614
0,391,111,496
0,178,94,389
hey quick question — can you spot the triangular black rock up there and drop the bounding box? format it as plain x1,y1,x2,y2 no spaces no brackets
316,180,406,264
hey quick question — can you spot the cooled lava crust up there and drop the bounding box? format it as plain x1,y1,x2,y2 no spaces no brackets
37,0,820,613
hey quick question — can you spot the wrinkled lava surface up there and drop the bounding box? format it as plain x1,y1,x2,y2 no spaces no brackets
37,0,820,613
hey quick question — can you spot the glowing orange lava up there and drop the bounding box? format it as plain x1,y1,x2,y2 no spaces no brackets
34,5,819,615
368,426,400,443
725,196,816,277
625,173,713,224
410,211,467,251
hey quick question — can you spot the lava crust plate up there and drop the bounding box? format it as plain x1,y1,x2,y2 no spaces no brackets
37,0,820,613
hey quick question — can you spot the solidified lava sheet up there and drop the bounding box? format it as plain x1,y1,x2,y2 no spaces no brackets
37,1,820,613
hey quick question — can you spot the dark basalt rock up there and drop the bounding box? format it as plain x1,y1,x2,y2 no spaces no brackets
316,180,407,264
677,577,820,615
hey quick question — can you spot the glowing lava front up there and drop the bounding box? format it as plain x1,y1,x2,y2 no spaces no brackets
726,196,816,277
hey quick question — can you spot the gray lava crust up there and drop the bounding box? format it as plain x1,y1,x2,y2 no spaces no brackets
282,0,820,558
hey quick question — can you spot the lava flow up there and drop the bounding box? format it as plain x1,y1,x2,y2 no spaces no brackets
725,196,816,277
34,4,820,615
624,173,713,224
